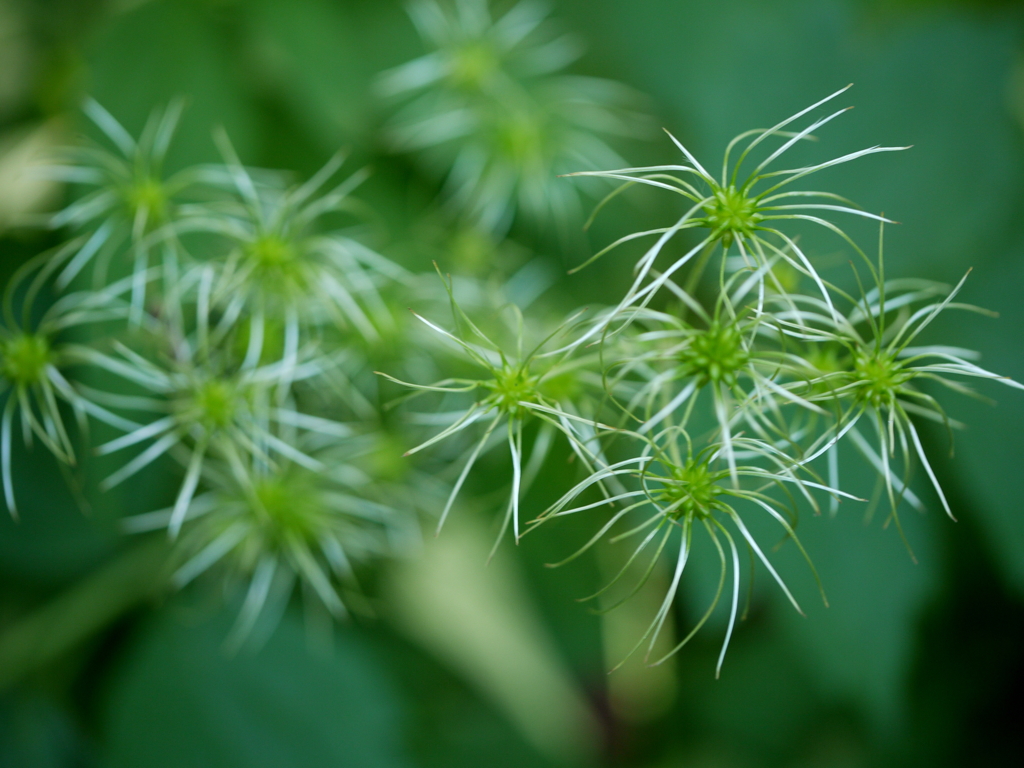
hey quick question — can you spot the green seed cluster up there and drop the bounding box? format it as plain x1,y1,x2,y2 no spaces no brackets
4,0,1016,672
705,185,763,246
851,348,914,407
659,458,727,521
484,366,540,417
0,334,51,388
678,321,750,388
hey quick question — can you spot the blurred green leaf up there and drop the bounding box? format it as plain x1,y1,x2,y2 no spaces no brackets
0,539,167,692
773,453,940,736
241,0,373,152
929,245,1024,596
0,442,116,586
688,624,826,763
385,515,598,765
85,0,261,165
0,694,86,768
101,605,411,768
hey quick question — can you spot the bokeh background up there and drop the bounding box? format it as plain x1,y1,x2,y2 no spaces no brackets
1,0,1023,765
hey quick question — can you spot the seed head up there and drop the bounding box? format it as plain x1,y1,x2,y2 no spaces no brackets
705,185,763,247
679,321,749,388
483,365,540,417
851,348,913,408
659,457,727,520
0,334,51,388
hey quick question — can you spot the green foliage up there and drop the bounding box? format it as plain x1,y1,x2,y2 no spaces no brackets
2,0,1023,765
5,0,1016,682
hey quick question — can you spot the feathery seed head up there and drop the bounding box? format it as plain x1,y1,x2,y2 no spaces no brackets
569,86,903,321
540,431,829,676
379,0,651,234
43,98,194,320
136,453,416,644
196,144,398,344
0,251,134,516
383,275,608,543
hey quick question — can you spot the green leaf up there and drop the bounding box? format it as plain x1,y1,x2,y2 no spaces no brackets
928,246,1024,595
772,453,940,736
85,0,262,166
101,605,411,768
241,0,373,151
0,694,86,768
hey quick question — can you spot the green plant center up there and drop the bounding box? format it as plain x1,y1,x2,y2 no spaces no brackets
659,459,725,520
242,236,309,300
180,379,238,431
680,322,749,387
449,42,499,89
486,367,539,416
495,113,544,164
853,349,912,407
0,334,51,387
247,235,300,271
706,185,761,244
125,177,167,221
253,476,325,544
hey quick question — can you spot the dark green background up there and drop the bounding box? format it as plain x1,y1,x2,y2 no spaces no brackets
1,0,1022,765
